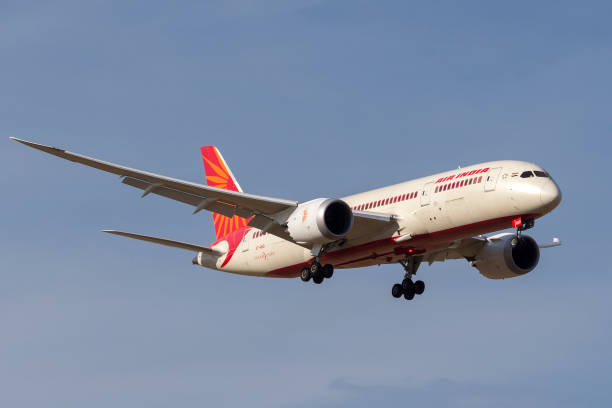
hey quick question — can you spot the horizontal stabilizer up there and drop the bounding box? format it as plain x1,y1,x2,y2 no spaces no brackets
103,230,224,254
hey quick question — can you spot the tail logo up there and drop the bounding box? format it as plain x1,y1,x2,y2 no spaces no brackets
201,146,249,240
203,155,239,191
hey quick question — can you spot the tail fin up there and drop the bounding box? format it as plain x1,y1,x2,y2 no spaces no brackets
201,146,250,239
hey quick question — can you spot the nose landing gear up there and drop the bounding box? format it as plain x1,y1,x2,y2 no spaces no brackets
392,257,425,302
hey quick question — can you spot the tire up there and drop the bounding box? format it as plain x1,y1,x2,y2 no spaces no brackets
391,283,403,298
300,267,311,282
403,286,415,300
313,275,324,284
414,280,425,295
323,264,334,279
310,262,322,280
402,278,414,292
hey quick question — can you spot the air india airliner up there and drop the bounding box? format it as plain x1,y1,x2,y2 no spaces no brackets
11,138,562,302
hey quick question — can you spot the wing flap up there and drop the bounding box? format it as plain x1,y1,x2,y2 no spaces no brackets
103,230,224,254
121,177,239,218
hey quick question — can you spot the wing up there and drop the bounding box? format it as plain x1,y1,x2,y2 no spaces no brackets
103,230,225,254
12,138,399,247
11,137,296,215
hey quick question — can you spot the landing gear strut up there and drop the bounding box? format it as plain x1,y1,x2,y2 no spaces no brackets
391,256,426,302
516,218,535,238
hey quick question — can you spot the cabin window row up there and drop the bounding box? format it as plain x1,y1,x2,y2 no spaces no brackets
351,191,418,211
435,176,483,193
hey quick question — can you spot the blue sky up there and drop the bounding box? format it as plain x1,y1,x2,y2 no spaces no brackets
2,1,611,406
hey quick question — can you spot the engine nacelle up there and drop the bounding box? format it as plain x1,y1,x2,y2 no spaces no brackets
473,233,540,279
286,198,354,244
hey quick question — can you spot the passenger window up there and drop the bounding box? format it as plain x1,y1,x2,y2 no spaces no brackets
520,171,534,178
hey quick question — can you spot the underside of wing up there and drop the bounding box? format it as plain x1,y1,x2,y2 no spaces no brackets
423,236,488,264
348,210,400,240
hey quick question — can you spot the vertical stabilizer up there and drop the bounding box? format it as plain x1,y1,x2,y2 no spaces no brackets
200,146,249,239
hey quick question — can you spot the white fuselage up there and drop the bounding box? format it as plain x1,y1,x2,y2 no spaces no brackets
205,160,561,278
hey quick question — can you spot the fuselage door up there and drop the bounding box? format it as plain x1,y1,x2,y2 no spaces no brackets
421,182,434,206
484,167,502,192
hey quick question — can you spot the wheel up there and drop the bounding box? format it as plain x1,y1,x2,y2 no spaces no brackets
313,275,324,284
403,286,415,300
310,262,323,280
414,280,425,295
391,283,403,298
323,264,334,279
300,267,311,282
402,278,414,292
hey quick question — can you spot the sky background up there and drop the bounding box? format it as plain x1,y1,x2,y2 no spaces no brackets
2,0,611,406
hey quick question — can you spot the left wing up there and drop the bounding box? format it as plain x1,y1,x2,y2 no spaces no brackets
12,138,397,247
423,234,562,264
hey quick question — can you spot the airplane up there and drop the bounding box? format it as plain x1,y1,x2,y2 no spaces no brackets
10,137,562,302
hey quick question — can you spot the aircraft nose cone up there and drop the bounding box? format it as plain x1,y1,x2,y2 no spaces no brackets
540,179,562,211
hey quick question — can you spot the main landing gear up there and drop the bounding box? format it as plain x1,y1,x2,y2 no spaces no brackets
300,262,334,284
300,243,334,284
392,257,425,302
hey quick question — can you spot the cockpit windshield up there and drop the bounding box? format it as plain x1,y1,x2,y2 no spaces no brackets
520,170,549,178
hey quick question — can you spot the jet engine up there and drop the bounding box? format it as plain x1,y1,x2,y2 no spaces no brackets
286,198,354,244
472,233,540,279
